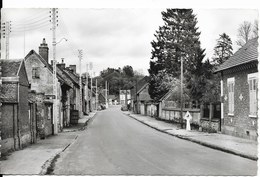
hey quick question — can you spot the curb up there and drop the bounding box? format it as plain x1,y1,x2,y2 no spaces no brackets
126,113,257,161
63,112,97,132
40,112,97,174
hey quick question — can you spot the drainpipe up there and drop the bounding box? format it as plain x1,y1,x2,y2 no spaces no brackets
220,72,224,131
17,81,21,149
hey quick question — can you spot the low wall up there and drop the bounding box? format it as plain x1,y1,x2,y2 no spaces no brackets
160,108,200,125
200,118,220,132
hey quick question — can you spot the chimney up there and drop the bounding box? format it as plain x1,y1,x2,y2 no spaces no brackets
39,38,49,63
57,58,66,69
69,65,76,73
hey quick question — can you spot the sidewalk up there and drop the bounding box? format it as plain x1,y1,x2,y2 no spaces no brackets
124,111,258,161
0,112,96,175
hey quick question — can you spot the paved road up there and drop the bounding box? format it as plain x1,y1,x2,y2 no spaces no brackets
53,106,257,175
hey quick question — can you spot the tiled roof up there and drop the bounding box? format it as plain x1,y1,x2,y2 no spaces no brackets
139,93,152,101
132,76,150,93
216,37,258,72
62,69,80,87
25,50,68,85
1,59,23,77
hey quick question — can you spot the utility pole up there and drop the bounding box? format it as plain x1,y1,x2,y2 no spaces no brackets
51,8,58,134
78,49,83,118
96,79,98,110
105,81,108,108
86,63,89,114
2,21,11,59
180,57,184,129
90,75,93,111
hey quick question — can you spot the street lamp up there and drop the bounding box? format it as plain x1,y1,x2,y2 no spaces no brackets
56,37,68,45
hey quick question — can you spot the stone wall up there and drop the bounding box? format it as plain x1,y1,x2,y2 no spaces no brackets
200,119,220,133
160,108,201,126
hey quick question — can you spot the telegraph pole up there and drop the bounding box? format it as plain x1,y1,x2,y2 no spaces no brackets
86,63,89,114
2,21,11,59
105,81,108,108
180,57,184,129
96,79,98,110
90,76,93,111
78,49,83,118
51,8,58,134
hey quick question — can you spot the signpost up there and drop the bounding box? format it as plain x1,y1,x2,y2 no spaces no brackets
184,111,192,131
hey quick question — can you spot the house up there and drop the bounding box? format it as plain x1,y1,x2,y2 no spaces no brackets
24,38,72,135
108,94,117,105
215,37,258,140
98,92,106,106
130,76,152,115
119,90,131,105
62,64,86,122
0,59,36,154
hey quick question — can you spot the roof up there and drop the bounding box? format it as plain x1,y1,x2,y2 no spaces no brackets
62,68,80,87
25,50,68,85
138,93,152,101
132,76,150,93
215,37,258,72
108,94,116,100
1,59,23,77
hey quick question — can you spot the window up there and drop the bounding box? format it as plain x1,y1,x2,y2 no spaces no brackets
32,67,40,79
227,77,235,115
248,73,258,117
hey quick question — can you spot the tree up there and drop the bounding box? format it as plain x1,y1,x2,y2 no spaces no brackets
148,9,203,102
185,47,207,102
212,33,233,65
253,20,259,38
123,65,134,77
98,65,143,96
236,21,257,47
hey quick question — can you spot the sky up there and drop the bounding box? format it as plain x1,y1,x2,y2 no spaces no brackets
1,2,259,76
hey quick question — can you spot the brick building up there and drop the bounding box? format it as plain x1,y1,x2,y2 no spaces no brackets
215,38,258,140
0,59,36,154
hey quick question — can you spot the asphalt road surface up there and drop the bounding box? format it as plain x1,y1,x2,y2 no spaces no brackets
53,106,257,175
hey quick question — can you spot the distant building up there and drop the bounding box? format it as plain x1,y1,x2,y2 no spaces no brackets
108,95,117,105
130,76,152,115
119,90,131,105
215,37,258,140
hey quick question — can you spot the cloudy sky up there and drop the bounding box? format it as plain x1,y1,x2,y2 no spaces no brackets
1,5,258,76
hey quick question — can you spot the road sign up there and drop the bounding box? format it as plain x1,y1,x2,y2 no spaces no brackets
184,111,192,131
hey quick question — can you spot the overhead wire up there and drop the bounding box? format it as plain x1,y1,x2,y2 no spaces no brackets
10,9,49,24
11,20,51,32
11,16,50,28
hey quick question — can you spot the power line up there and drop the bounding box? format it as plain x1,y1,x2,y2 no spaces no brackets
12,17,50,28
11,21,50,32
10,9,48,24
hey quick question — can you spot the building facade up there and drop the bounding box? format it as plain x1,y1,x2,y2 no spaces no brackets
216,38,258,140
0,59,36,153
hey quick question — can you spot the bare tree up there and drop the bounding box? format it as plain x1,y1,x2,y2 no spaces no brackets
236,21,252,47
253,20,259,38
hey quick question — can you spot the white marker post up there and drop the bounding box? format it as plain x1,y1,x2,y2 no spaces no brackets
184,111,192,131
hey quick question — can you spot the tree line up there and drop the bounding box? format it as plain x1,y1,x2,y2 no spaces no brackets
148,9,258,106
